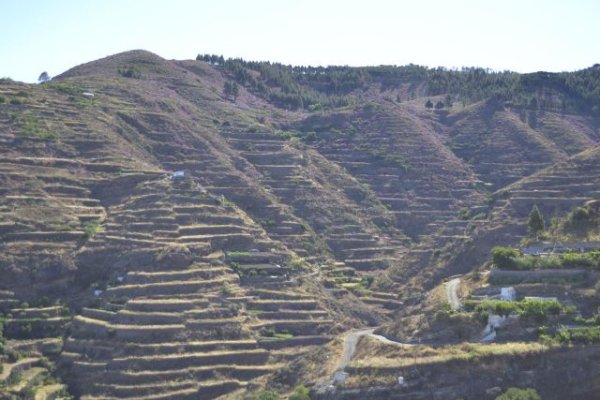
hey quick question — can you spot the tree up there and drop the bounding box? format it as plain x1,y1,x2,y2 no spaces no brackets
491,247,520,269
223,81,233,99
425,99,434,110
435,101,445,110
38,71,50,83
529,97,538,110
444,94,453,108
528,204,545,237
231,82,239,101
495,387,541,400
224,81,240,102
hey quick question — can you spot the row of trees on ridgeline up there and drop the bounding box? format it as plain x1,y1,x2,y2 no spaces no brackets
197,53,600,115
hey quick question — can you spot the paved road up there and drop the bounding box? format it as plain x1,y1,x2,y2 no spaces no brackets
446,278,462,310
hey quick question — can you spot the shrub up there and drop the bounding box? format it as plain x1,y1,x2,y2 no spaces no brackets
458,208,471,220
118,65,141,79
0,96,5,103
475,300,518,317
475,299,561,322
252,390,279,400
555,326,600,344
519,299,561,322
83,221,100,239
565,206,595,235
492,248,600,271
289,257,305,270
220,284,233,296
491,247,520,269
536,255,561,269
495,387,541,400
289,385,311,400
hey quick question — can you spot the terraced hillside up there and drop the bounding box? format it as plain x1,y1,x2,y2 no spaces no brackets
1,50,600,398
60,179,340,399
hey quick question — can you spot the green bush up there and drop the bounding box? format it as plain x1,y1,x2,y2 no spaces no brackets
495,387,541,400
536,255,562,269
0,95,5,103
555,326,600,344
565,206,596,234
519,299,561,321
475,299,561,322
492,247,600,271
491,247,520,269
289,385,311,400
118,65,142,79
252,390,279,400
475,300,518,317
83,221,100,239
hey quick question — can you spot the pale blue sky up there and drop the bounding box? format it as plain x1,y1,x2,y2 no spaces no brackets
1,0,599,82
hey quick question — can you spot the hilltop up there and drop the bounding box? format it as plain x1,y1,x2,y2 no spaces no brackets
0,50,599,399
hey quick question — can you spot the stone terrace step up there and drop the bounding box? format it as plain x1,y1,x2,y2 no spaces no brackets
250,320,334,336
92,381,197,398
125,267,229,284
105,277,234,298
109,349,270,371
119,339,259,356
246,299,319,311
125,299,210,313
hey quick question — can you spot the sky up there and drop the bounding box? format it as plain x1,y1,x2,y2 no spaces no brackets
1,0,599,82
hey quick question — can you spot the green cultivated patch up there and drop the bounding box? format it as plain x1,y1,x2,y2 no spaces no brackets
492,246,600,271
495,387,541,400
552,326,600,344
472,299,562,322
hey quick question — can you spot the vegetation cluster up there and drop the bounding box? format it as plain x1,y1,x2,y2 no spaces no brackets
198,54,600,114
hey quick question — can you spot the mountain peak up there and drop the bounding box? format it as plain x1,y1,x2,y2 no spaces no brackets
55,49,167,80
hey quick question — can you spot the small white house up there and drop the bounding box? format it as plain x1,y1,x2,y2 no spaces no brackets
334,371,349,384
170,171,186,180
82,92,95,98
93,289,103,297
500,287,516,301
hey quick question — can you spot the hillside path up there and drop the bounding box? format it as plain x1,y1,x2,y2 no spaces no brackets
446,277,462,310
337,328,375,371
336,329,413,371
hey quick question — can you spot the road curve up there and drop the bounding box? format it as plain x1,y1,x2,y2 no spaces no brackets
337,328,375,371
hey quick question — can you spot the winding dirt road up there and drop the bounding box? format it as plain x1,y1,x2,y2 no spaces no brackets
337,328,375,371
